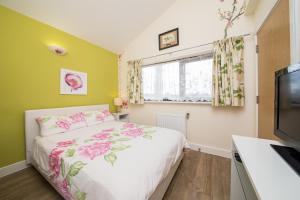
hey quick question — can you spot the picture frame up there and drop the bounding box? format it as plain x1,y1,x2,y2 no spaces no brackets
158,28,179,50
60,68,87,95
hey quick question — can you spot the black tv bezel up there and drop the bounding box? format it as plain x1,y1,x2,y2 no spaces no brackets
274,63,300,150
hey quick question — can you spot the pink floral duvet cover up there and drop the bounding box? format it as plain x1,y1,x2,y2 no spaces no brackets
32,121,185,200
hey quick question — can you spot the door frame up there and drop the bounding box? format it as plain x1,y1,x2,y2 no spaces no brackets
289,0,300,64
255,0,295,138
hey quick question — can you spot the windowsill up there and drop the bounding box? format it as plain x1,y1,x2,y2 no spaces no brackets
144,100,211,105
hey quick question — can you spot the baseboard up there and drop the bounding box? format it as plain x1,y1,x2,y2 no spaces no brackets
187,142,232,158
0,160,28,178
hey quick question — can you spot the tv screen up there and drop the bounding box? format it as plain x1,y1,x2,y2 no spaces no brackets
275,64,300,145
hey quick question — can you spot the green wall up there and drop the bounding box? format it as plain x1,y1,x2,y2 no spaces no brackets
0,6,118,167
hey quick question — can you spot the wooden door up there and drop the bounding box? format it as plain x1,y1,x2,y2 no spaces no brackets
257,0,291,139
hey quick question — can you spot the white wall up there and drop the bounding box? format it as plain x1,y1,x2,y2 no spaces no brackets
119,0,276,156
252,0,278,31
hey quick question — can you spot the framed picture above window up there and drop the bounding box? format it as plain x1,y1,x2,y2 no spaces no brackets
159,28,179,50
142,53,213,103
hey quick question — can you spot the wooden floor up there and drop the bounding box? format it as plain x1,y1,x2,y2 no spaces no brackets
0,150,230,200
164,150,230,200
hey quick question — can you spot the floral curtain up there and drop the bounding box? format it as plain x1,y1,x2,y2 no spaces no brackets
212,36,245,107
127,60,144,104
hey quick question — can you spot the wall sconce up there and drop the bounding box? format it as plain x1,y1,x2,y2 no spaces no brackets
48,45,67,56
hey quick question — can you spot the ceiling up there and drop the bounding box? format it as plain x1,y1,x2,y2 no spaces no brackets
0,0,176,53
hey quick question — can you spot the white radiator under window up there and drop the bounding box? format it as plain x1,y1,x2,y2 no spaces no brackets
156,113,187,137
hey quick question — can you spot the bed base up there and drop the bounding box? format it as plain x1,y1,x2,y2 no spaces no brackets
149,152,183,200
31,160,68,199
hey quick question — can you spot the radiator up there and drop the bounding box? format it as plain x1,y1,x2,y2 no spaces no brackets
156,113,187,137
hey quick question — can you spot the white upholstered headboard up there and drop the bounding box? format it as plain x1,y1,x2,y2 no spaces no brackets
25,104,109,164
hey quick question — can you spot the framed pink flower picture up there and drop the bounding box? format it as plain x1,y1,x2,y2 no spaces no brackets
60,68,87,95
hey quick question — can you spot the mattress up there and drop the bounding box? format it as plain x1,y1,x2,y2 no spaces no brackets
32,121,186,200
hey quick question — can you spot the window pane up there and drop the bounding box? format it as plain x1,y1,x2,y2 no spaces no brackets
142,66,156,95
142,55,213,102
184,58,212,101
162,62,179,99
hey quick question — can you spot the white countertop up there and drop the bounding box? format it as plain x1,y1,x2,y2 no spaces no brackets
232,135,300,200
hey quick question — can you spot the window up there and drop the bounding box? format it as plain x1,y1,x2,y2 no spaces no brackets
142,54,213,102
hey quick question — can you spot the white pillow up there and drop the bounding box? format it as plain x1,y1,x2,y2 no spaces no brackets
84,109,114,126
36,112,87,137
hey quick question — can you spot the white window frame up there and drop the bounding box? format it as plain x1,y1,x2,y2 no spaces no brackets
142,53,213,104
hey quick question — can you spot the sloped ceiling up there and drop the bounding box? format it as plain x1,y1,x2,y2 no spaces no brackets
0,0,176,53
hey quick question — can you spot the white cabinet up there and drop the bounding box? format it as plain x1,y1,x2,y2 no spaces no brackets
112,112,129,122
231,156,246,200
231,148,258,200
231,135,300,200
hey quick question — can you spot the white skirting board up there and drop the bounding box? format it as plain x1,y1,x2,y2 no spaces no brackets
0,160,28,178
188,142,231,159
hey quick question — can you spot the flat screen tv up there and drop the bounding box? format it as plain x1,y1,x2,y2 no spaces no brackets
272,63,300,175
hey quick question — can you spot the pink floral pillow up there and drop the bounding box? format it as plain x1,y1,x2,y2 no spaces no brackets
68,112,86,129
84,109,115,126
36,112,87,137
101,109,115,122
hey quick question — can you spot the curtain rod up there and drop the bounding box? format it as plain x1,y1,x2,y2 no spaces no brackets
141,33,252,61
142,52,213,67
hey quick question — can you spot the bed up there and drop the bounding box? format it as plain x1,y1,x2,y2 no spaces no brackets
25,104,185,200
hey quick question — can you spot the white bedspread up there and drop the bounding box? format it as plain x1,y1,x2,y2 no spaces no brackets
32,121,185,200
